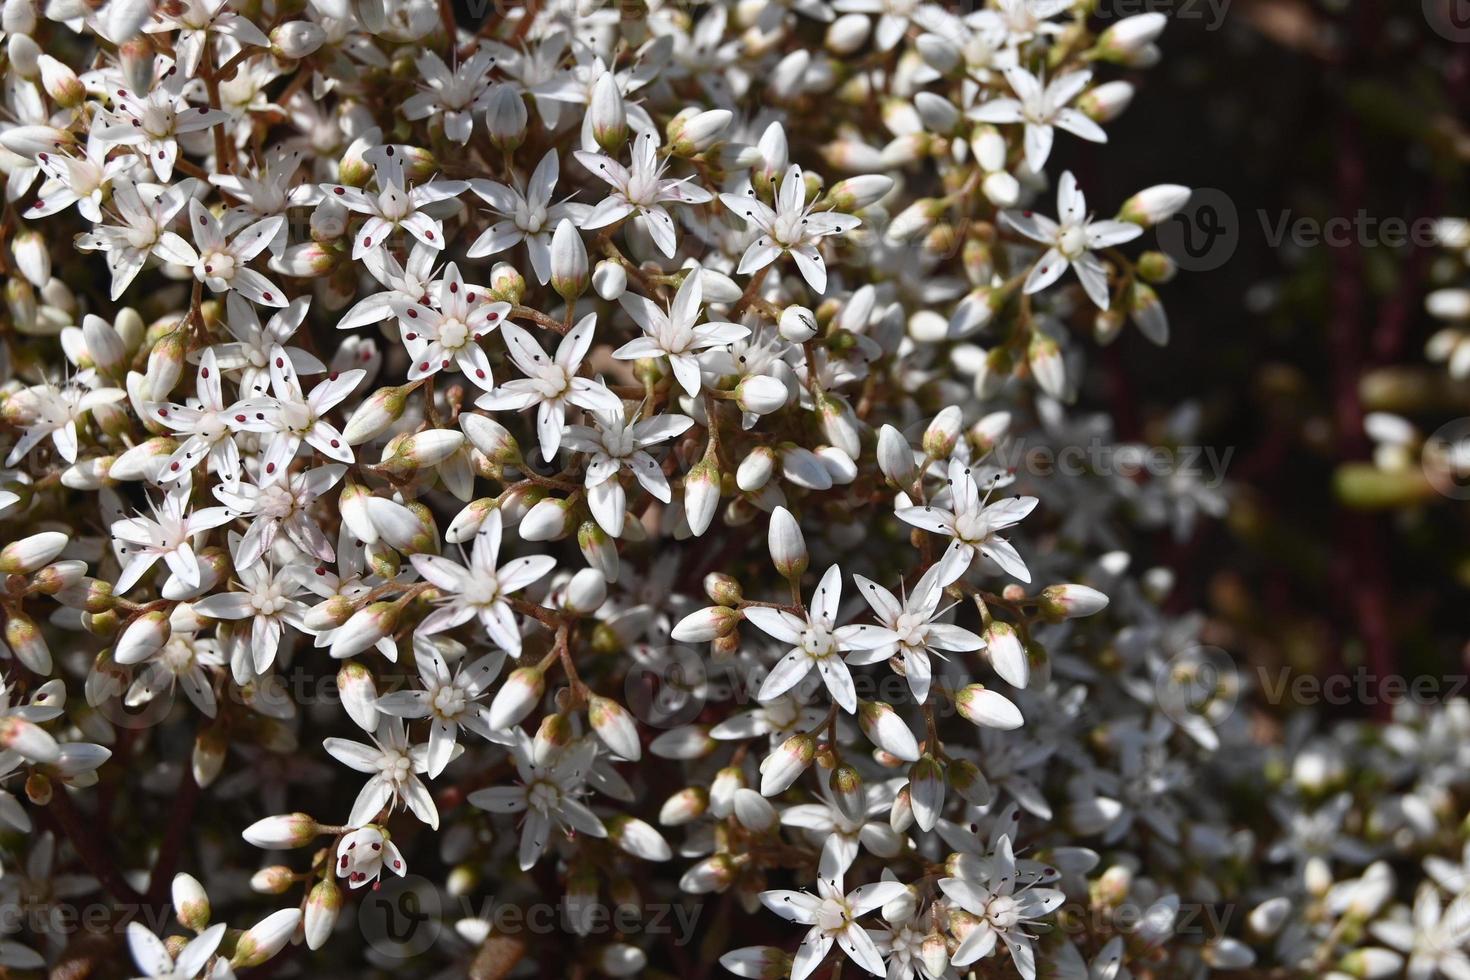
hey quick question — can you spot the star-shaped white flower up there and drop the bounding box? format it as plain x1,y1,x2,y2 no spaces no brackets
376,638,511,776
971,67,1105,174
759,873,908,980
576,131,713,257
323,719,440,829
178,198,289,307
335,825,408,889
111,487,233,594
748,565,898,714
613,271,748,397
475,314,621,461
720,165,861,293
467,732,606,871
466,150,588,283
330,144,466,260
392,262,509,385
896,459,1038,581
126,922,226,980
563,410,693,535
1001,171,1143,310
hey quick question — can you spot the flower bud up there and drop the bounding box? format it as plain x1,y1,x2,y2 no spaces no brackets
1078,80,1135,122
304,879,342,950
344,383,413,444
589,694,641,760
954,684,1024,730
876,425,916,485
735,375,789,416
778,305,818,343
1038,584,1109,620
659,786,709,825
242,813,321,849
1028,330,1067,398
338,660,380,733
1094,13,1167,63
329,601,399,659
679,854,735,894
488,666,544,729
460,412,521,464
550,219,588,301
683,457,721,537
984,621,1028,688
858,701,920,762
922,406,962,458
1118,183,1191,228
146,328,188,401
829,763,865,823
760,732,815,795
593,259,627,301
671,606,740,642
667,108,731,155
115,609,171,665
736,445,778,491
589,73,628,152
251,866,296,894
172,873,211,931
193,726,227,788
821,174,893,213
908,755,944,830
578,519,620,583
767,506,808,580
231,908,302,968
733,787,778,831
483,83,527,151
948,758,992,807
0,530,67,573
520,496,572,541
607,815,671,861
271,21,326,59
564,568,607,615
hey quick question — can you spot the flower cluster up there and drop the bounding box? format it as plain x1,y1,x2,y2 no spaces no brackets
0,1,1460,978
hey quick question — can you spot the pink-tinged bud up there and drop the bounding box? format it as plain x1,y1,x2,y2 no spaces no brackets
829,763,865,823
984,621,1028,689
81,315,127,373
0,715,59,764
1095,12,1167,62
32,560,87,595
876,425,916,485
532,713,574,765
1028,331,1067,398
857,701,920,762
488,666,544,729
519,497,571,541
678,854,735,894
109,437,176,482
172,873,211,931
703,574,742,608
736,446,777,492
887,197,944,242
1039,584,1110,621
0,124,73,158
303,878,342,950
767,506,808,580
920,931,950,977
337,661,380,733
648,725,716,760
823,174,893,213
589,695,641,761
0,531,67,573
231,908,302,968
490,261,526,305
954,683,1024,730
563,568,606,615
343,384,412,445
483,83,527,151
922,406,963,458
447,498,498,544
1078,80,1134,122
550,219,589,301
908,755,945,831
607,815,671,861
460,413,521,463
303,595,354,632
270,20,326,59
710,766,745,817
329,601,398,659
667,107,731,155
338,481,376,544
658,786,708,826
759,732,815,795
4,612,50,674
1118,184,1192,228
35,53,82,107
718,946,793,979
145,328,188,400
670,606,739,643
114,609,171,665
683,457,721,537
889,783,914,832
589,73,627,152
270,241,337,278
242,813,320,849
251,866,296,894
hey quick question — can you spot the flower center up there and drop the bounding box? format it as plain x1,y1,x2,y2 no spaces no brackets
1058,225,1088,258
439,318,469,350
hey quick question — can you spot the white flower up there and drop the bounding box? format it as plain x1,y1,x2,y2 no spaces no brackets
721,164,861,293
392,262,510,384
95,75,231,181
938,837,1065,979
971,67,1106,174
24,132,130,224
335,825,408,889
4,377,125,466
376,638,511,776
323,719,440,829
212,446,345,568
747,564,898,714
1001,171,1143,310
178,198,289,307
192,539,311,682
613,271,749,397
126,922,226,980
563,410,692,535
408,510,557,657
402,48,499,144
576,131,713,257
467,732,607,870
466,150,588,282
896,459,1038,581
759,872,908,980
111,487,233,594
74,178,200,299
331,145,467,260
475,314,621,461
150,348,273,489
